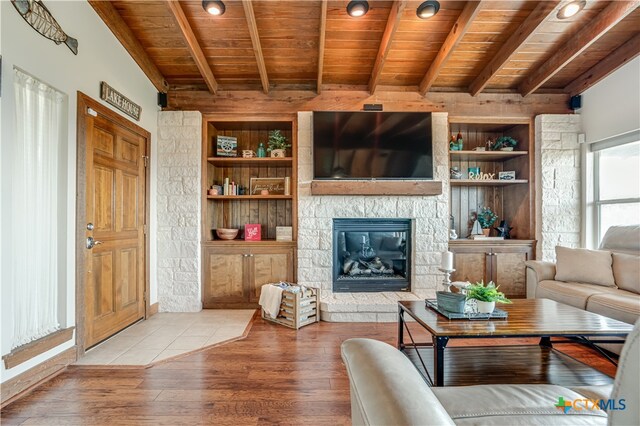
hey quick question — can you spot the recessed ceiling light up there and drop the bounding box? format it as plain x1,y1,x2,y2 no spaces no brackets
557,1,585,19
347,1,369,18
202,0,225,16
417,1,440,19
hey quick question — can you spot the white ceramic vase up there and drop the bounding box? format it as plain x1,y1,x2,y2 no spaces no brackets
476,300,495,314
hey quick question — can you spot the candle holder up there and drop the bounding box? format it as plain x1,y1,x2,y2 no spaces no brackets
438,267,455,292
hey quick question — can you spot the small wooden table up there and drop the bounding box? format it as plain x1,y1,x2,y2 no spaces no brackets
397,298,633,387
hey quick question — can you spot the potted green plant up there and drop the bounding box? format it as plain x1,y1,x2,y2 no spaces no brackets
266,130,291,158
491,136,518,151
465,280,511,313
477,207,498,236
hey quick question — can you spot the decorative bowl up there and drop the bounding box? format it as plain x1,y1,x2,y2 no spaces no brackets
216,228,239,240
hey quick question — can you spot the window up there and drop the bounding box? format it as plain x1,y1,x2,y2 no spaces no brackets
5,68,68,349
591,136,640,244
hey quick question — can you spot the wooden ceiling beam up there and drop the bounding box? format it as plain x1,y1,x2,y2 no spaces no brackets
468,1,560,97
368,0,408,94
243,0,270,94
419,1,483,96
165,0,218,94
519,1,640,97
88,1,169,93
564,33,640,97
317,0,328,94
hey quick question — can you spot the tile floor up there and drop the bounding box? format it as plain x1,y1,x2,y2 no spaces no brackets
74,309,255,366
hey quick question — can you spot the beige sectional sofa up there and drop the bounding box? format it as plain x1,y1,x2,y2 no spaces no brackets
525,225,640,328
341,319,640,425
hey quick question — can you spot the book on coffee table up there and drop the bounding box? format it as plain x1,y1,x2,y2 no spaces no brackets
425,299,508,320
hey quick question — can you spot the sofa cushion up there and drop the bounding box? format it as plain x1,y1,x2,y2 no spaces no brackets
341,338,456,426
432,384,607,425
599,225,640,254
569,385,614,403
536,280,619,310
555,246,615,287
586,291,640,325
612,252,640,294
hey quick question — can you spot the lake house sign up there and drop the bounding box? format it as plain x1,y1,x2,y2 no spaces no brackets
100,82,141,121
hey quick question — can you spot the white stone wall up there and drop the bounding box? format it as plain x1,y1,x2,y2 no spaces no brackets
535,115,582,261
157,111,202,312
297,112,449,320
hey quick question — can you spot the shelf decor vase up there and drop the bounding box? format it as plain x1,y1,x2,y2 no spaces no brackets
256,143,266,158
482,228,490,237
475,300,495,314
270,149,286,158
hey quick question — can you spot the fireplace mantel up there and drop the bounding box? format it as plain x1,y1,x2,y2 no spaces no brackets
310,180,443,196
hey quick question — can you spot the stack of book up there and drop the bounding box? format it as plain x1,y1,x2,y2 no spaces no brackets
222,177,239,195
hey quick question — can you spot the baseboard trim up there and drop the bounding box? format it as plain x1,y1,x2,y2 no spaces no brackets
149,303,159,317
3,327,75,369
1,346,77,407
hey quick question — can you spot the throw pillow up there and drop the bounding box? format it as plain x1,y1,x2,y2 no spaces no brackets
612,252,640,294
555,246,616,287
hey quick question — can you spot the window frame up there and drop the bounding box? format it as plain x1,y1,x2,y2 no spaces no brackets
589,130,640,246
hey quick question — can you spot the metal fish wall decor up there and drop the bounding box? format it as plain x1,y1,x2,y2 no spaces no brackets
11,0,78,55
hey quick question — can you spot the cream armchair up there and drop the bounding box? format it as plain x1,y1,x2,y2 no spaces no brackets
341,320,639,425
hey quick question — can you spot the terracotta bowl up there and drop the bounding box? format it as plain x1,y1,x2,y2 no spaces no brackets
216,228,239,240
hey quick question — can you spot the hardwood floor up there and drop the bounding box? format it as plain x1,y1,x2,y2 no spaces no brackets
1,316,618,425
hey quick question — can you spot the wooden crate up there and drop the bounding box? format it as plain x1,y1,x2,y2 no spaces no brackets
261,287,319,329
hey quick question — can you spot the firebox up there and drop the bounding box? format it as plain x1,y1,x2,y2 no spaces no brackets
332,218,412,292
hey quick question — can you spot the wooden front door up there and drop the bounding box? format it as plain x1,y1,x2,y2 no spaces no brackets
83,104,147,349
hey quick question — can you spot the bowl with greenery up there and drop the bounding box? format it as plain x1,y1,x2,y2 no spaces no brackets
491,136,518,151
465,280,511,313
266,130,291,158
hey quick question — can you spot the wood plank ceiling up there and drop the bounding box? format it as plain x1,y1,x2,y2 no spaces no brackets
93,0,640,97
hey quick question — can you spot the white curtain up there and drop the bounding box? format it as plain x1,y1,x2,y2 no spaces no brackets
10,68,65,348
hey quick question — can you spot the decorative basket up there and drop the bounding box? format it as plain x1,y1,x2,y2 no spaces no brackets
436,291,467,313
261,286,319,330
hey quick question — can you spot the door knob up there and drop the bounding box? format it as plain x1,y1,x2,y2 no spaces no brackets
86,237,103,249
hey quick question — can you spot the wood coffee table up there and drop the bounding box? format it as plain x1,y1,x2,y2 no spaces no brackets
397,298,633,387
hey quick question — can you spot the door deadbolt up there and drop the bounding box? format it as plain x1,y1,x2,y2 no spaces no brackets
87,222,94,231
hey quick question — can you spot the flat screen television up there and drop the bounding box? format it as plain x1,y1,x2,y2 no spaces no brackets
313,111,433,180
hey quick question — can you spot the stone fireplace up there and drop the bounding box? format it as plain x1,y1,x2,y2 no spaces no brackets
296,111,450,321
333,218,411,292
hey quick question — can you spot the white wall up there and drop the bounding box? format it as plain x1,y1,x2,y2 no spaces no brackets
0,0,159,382
579,57,640,143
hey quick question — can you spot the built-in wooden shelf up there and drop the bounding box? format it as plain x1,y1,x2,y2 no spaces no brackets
311,180,443,196
449,150,528,161
203,239,296,246
207,195,292,200
450,179,528,186
207,157,292,166
449,239,536,245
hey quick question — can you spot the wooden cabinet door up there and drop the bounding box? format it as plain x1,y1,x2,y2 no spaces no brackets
491,245,534,299
450,246,490,284
203,247,248,308
248,247,294,303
